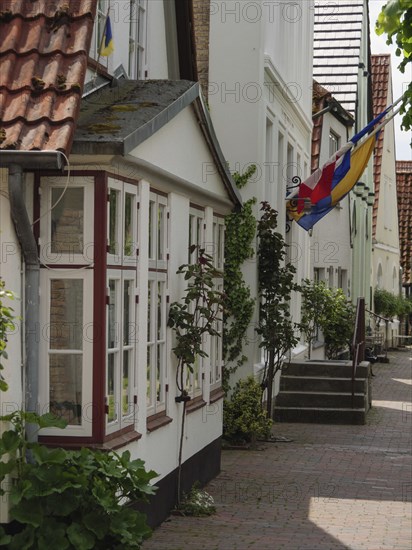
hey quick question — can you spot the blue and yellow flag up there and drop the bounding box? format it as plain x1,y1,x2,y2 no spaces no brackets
99,16,114,57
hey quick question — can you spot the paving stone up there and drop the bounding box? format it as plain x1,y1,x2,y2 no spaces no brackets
143,350,412,550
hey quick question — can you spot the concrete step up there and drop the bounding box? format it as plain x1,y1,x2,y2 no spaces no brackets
275,391,366,409
283,360,370,379
280,376,366,393
274,407,366,425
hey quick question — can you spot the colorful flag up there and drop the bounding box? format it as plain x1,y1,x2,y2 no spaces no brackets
99,16,114,57
286,104,393,231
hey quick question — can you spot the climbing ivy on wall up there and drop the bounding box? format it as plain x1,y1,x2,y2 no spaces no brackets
223,166,257,390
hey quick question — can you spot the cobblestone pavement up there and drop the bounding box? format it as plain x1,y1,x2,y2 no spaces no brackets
143,350,412,550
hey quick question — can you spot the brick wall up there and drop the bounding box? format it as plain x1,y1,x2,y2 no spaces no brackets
192,0,210,100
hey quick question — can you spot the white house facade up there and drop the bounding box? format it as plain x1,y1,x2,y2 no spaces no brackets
208,0,314,385
0,0,240,525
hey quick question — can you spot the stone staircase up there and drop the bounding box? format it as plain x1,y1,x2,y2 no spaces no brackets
274,360,371,425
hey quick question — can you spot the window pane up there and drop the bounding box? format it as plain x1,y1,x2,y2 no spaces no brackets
50,279,83,349
123,350,130,416
51,188,84,254
156,343,164,403
124,280,132,346
49,354,82,425
147,281,152,342
158,204,165,260
147,346,152,406
148,200,155,259
108,280,118,349
109,189,120,255
107,352,117,423
124,193,134,256
218,224,224,267
157,281,164,340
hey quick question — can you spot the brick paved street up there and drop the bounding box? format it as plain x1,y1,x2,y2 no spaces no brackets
143,350,412,550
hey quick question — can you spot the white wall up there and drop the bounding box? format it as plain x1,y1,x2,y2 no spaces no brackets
209,1,314,373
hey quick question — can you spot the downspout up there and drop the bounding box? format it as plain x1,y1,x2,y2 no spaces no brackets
8,164,40,443
3,151,65,443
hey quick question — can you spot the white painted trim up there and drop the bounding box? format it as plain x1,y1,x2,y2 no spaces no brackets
264,56,313,134
373,242,400,255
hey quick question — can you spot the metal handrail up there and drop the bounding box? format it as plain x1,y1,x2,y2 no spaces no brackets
351,298,365,408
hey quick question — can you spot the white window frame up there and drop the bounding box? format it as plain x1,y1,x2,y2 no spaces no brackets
186,207,206,398
39,270,93,437
213,216,225,271
210,216,224,389
39,176,94,266
107,178,139,267
147,191,169,415
128,0,148,79
329,130,340,157
106,270,137,434
147,272,168,415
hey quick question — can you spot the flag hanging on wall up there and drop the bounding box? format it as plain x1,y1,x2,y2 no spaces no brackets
286,102,397,231
99,16,114,57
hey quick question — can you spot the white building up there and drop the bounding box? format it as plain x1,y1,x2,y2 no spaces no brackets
208,0,315,384
0,0,239,525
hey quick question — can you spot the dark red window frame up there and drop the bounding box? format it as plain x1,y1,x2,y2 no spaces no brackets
37,170,141,449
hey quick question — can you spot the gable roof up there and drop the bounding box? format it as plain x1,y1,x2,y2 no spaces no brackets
396,161,412,285
313,0,364,116
0,0,96,153
371,54,391,239
72,79,242,207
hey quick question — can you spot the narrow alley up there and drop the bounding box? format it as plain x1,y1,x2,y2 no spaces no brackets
143,349,412,550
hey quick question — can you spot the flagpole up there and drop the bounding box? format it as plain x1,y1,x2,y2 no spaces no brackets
93,3,111,85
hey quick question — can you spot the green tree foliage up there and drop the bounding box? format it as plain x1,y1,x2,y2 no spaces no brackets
374,287,412,318
256,202,299,417
376,0,412,134
322,288,355,360
301,280,355,359
0,279,15,392
223,376,272,447
0,411,157,549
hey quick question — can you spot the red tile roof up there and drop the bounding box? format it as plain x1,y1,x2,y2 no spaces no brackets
396,161,412,285
371,54,390,239
0,0,97,153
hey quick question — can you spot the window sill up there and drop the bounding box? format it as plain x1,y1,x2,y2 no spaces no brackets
39,429,142,451
147,411,173,432
210,387,225,404
186,395,206,414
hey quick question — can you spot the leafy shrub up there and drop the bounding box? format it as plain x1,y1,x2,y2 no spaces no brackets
0,411,157,550
179,483,216,516
223,376,272,445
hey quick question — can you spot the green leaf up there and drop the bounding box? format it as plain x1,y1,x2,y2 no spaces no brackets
0,430,20,454
83,510,109,540
67,522,96,550
10,498,43,527
0,459,16,477
8,526,34,550
31,444,67,465
37,518,70,550
37,412,68,430
0,526,11,547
